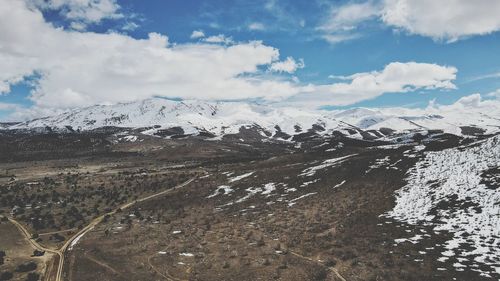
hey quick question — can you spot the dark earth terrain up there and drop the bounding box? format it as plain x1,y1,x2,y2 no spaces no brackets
0,129,498,281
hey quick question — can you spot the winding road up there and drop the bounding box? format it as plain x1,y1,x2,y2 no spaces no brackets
8,177,197,281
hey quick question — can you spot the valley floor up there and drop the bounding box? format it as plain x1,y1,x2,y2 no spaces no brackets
0,131,498,281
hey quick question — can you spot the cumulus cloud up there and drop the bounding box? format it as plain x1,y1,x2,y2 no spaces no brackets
428,93,500,114
453,93,483,107
0,0,471,120
323,62,456,103
269,57,304,73
382,0,500,42
190,30,205,39
0,0,304,112
284,62,457,107
319,0,500,43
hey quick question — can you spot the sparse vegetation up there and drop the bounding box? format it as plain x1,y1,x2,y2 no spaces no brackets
0,130,497,281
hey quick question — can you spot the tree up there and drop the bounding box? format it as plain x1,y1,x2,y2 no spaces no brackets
32,250,45,257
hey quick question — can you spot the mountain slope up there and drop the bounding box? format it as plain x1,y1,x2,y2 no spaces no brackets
386,135,500,277
6,98,500,140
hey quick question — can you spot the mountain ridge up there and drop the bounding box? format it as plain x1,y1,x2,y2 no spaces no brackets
4,98,500,141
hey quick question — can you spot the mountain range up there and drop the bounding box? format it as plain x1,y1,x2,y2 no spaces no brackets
4,98,500,141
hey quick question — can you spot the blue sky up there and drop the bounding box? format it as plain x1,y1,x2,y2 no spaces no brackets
1,0,500,120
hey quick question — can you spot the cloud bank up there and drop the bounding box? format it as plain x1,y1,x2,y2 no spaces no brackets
0,0,466,120
382,0,500,42
1,0,302,109
286,62,457,107
320,0,500,43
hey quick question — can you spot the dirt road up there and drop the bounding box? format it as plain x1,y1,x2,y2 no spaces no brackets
8,177,197,281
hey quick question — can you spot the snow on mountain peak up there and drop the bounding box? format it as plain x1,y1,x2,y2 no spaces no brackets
5,98,500,139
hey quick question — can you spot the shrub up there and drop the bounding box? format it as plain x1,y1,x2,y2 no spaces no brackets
26,273,39,281
0,271,13,280
16,262,37,272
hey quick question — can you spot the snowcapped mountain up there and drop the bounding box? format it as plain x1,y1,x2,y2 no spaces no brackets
5,98,500,140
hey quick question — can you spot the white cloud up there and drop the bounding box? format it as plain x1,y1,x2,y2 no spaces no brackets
203,34,234,44
428,93,500,114
248,22,266,31
321,33,362,44
453,93,483,107
382,0,500,42
190,30,205,39
0,0,471,119
69,21,87,31
269,57,304,73
284,62,457,107
320,2,380,31
0,102,22,111
324,62,457,102
318,0,500,43
29,0,122,24
487,89,500,99
468,71,500,82
0,0,303,112
318,1,380,43
375,93,500,125
122,21,139,31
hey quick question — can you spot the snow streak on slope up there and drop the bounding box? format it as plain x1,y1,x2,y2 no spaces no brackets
299,154,356,177
386,135,500,276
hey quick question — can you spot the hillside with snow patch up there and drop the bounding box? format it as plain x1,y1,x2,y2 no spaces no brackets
386,135,500,277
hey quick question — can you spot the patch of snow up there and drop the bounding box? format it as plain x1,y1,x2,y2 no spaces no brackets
228,172,255,183
120,135,138,142
299,154,356,177
288,192,317,207
386,135,500,276
394,234,423,244
333,180,346,188
300,179,318,187
207,185,233,198
233,182,278,203
261,183,276,195
414,145,426,151
365,156,393,173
